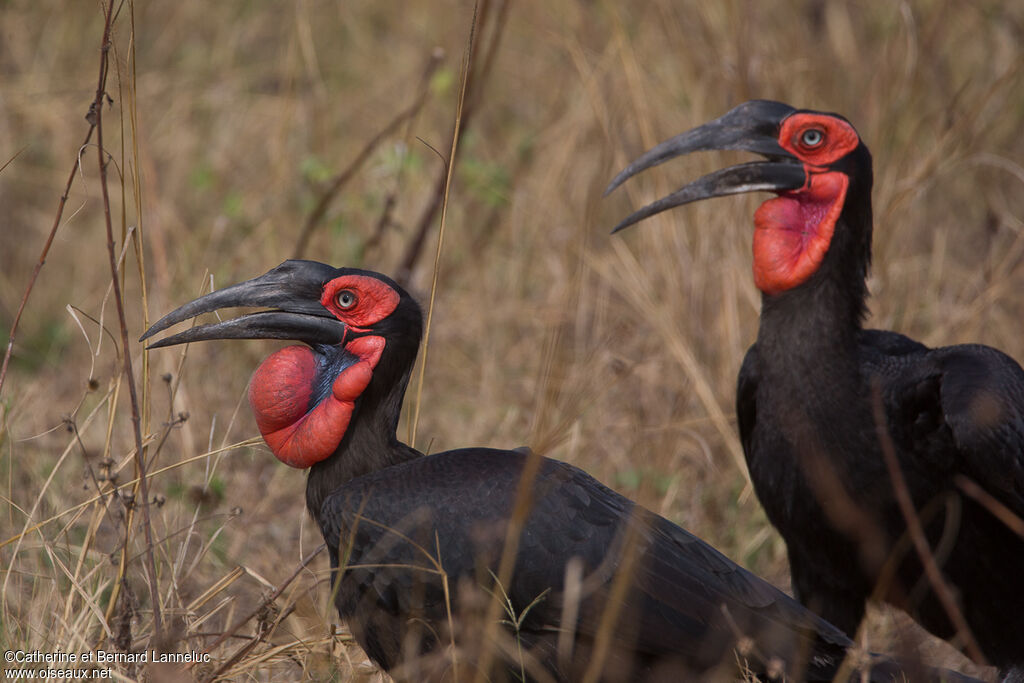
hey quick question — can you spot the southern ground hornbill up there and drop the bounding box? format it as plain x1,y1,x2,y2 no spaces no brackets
607,100,1024,677
142,260,977,681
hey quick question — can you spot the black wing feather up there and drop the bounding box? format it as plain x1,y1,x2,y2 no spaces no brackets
933,344,1024,513
318,448,901,680
862,332,1024,517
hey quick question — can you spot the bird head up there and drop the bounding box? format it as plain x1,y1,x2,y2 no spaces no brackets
607,100,873,296
142,260,422,468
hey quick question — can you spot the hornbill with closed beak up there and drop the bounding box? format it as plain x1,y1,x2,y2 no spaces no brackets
607,100,1024,677
143,259,980,681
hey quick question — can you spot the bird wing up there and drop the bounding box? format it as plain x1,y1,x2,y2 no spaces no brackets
929,343,1024,515
317,447,856,679
863,331,1024,519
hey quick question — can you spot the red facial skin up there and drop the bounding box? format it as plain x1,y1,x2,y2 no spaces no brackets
753,173,848,295
320,275,400,329
247,274,400,468
752,113,860,295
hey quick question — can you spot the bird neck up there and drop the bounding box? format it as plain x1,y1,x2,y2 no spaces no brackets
305,361,422,517
761,194,872,339
748,206,881,493
758,289,859,388
755,207,872,383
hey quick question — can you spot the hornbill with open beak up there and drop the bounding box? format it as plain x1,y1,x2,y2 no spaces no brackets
143,260,980,681
607,100,1024,677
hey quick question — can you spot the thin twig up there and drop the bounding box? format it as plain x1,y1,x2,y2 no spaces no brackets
1,439,260,551
292,52,444,259
123,0,155,519
0,147,26,176
473,330,559,682
394,0,509,285
0,146,96,398
580,516,644,683
198,544,326,681
870,379,986,664
365,48,446,256
407,2,480,450
955,474,1024,539
92,0,163,646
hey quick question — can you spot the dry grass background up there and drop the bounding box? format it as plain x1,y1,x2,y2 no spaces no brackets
1,0,1022,680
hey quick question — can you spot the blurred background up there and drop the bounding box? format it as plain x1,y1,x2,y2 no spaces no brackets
2,1,1022,679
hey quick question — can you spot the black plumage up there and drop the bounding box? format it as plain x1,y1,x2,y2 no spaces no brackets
143,259,981,681
320,448,863,681
608,99,1024,676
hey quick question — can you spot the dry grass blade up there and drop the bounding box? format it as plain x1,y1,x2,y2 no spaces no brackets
591,241,750,485
408,1,481,450
292,51,444,259
955,475,1024,540
393,0,509,285
0,145,96,399
86,0,165,647
0,146,26,175
188,566,244,613
200,543,326,681
579,516,644,683
1,439,257,551
870,379,986,665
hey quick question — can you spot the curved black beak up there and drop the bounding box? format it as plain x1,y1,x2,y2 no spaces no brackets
606,100,808,233
141,260,346,349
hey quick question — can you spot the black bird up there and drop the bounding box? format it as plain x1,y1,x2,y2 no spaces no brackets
142,260,979,682
607,100,1024,676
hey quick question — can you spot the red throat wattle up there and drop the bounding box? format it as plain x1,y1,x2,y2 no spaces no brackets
248,336,386,468
752,171,848,296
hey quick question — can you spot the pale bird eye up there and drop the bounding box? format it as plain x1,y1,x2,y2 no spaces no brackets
336,290,357,309
801,129,824,147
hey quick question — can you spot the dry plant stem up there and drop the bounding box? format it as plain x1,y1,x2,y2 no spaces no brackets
123,0,154,478
199,544,326,682
474,325,596,679
408,2,479,451
870,380,985,664
98,404,187,648
0,144,97,400
329,514,459,676
580,519,643,683
0,439,258,551
466,0,509,116
92,0,163,645
436,534,458,680
292,52,442,260
395,0,508,285
473,334,564,682
365,50,446,254
473,446,543,683
955,475,1024,538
